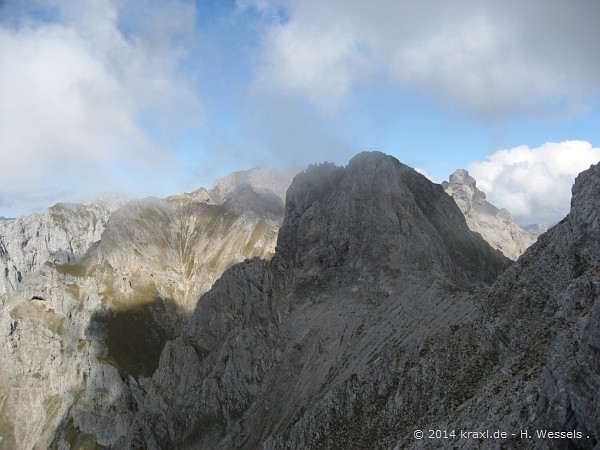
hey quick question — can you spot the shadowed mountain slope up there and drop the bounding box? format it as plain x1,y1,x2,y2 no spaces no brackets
114,152,513,449
0,168,290,449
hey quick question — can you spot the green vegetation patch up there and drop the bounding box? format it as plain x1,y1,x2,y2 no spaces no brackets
242,220,270,258
89,284,180,379
10,301,65,336
53,261,88,278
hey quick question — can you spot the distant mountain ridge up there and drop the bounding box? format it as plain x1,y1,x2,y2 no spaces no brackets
56,151,597,449
3,156,588,449
0,164,537,298
0,166,297,449
60,152,511,448
443,168,543,260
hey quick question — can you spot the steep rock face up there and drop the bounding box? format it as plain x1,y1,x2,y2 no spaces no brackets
93,194,281,311
0,169,290,450
279,157,508,286
396,163,600,449
0,199,124,295
443,169,542,260
116,152,510,449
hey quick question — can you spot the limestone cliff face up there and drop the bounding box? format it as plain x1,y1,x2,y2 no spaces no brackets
93,194,281,311
278,157,508,286
443,169,542,260
0,199,124,296
111,152,511,449
3,155,599,449
0,169,288,450
97,153,597,450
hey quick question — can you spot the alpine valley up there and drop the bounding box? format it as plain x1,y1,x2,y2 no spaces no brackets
0,152,597,449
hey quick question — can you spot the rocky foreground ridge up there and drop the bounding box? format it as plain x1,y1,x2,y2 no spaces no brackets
72,151,596,450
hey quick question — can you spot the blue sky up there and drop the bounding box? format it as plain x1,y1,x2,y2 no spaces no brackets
1,0,599,225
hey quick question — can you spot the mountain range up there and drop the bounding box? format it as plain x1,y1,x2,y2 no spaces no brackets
1,152,597,449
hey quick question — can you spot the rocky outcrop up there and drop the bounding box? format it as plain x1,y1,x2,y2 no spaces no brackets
103,152,511,449
3,154,599,449
443,169,542,260
0,168,292,449
0,199,125,296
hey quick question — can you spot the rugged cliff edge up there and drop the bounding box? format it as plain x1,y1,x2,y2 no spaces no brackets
0,198,125,296
0,169,290,450
3,153,598,449
443,169,542,260
96,152,514,449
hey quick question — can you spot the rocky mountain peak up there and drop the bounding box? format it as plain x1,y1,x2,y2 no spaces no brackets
277,151,508,286
443,169,492,216
166,187,216,205
209,166,300,205
448,168,476,188
443,168,542,260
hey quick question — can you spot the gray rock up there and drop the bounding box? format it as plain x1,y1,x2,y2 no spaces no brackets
443,168,543,260
0,168,291,449
0,200,123,295
120,153,598,450
3,155,599,450
120,152,511,449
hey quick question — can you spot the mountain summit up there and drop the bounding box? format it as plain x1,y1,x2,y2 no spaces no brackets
443,168,542,260
97,152,512,449
2,152,598,449
278,152,508,285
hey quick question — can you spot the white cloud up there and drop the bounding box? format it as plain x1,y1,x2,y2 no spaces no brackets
0,0,202,214
259,22,364,108
468,141,600,225
247,0,600,118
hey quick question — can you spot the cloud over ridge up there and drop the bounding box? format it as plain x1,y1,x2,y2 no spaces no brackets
0,0,202,209
468,141,600,226
246,0,600,118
